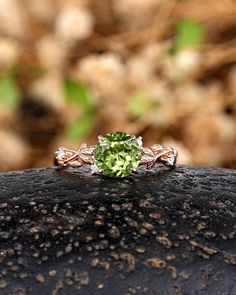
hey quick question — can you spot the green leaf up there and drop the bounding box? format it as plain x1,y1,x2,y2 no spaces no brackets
171,19,203,54
65,112,95,141
0,74,20,108
127,91,152,117
64,79,92,110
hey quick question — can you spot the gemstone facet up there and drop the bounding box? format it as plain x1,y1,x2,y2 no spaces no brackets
93,132,142,178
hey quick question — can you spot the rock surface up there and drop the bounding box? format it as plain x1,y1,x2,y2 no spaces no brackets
0,165,235,295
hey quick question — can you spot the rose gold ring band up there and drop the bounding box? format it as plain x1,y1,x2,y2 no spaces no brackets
54,143,177,169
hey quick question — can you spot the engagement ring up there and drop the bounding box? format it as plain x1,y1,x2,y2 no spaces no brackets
54,132,178,178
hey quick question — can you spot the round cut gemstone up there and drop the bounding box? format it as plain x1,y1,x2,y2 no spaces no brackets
93,132,141,178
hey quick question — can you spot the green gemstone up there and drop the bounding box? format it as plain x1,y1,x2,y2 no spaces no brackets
93,132,141,178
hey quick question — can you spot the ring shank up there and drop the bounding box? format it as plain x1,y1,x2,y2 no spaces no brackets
54,144,177,169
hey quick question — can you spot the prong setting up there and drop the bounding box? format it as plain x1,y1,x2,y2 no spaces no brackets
136,136,143,148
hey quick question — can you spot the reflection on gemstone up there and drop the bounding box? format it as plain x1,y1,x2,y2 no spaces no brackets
93,132,141,178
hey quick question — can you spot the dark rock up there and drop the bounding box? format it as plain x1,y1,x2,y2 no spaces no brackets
0,165,235,295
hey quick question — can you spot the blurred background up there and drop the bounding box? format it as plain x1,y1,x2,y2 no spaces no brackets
0,0,236,172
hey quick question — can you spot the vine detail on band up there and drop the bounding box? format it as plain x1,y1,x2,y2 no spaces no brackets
54,144,94,168
140,144,177,169
54,144,177,169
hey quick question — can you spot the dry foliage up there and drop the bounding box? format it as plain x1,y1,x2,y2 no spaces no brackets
0,0,235,171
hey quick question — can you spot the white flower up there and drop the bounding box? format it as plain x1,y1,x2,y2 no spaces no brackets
127,56,153,86
0,0,27,38
77,53,125,96
29,73,65,111
175,49,202,76
127,44,167,86
37,35,68,70
0,39,20,69
55,6,94,43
